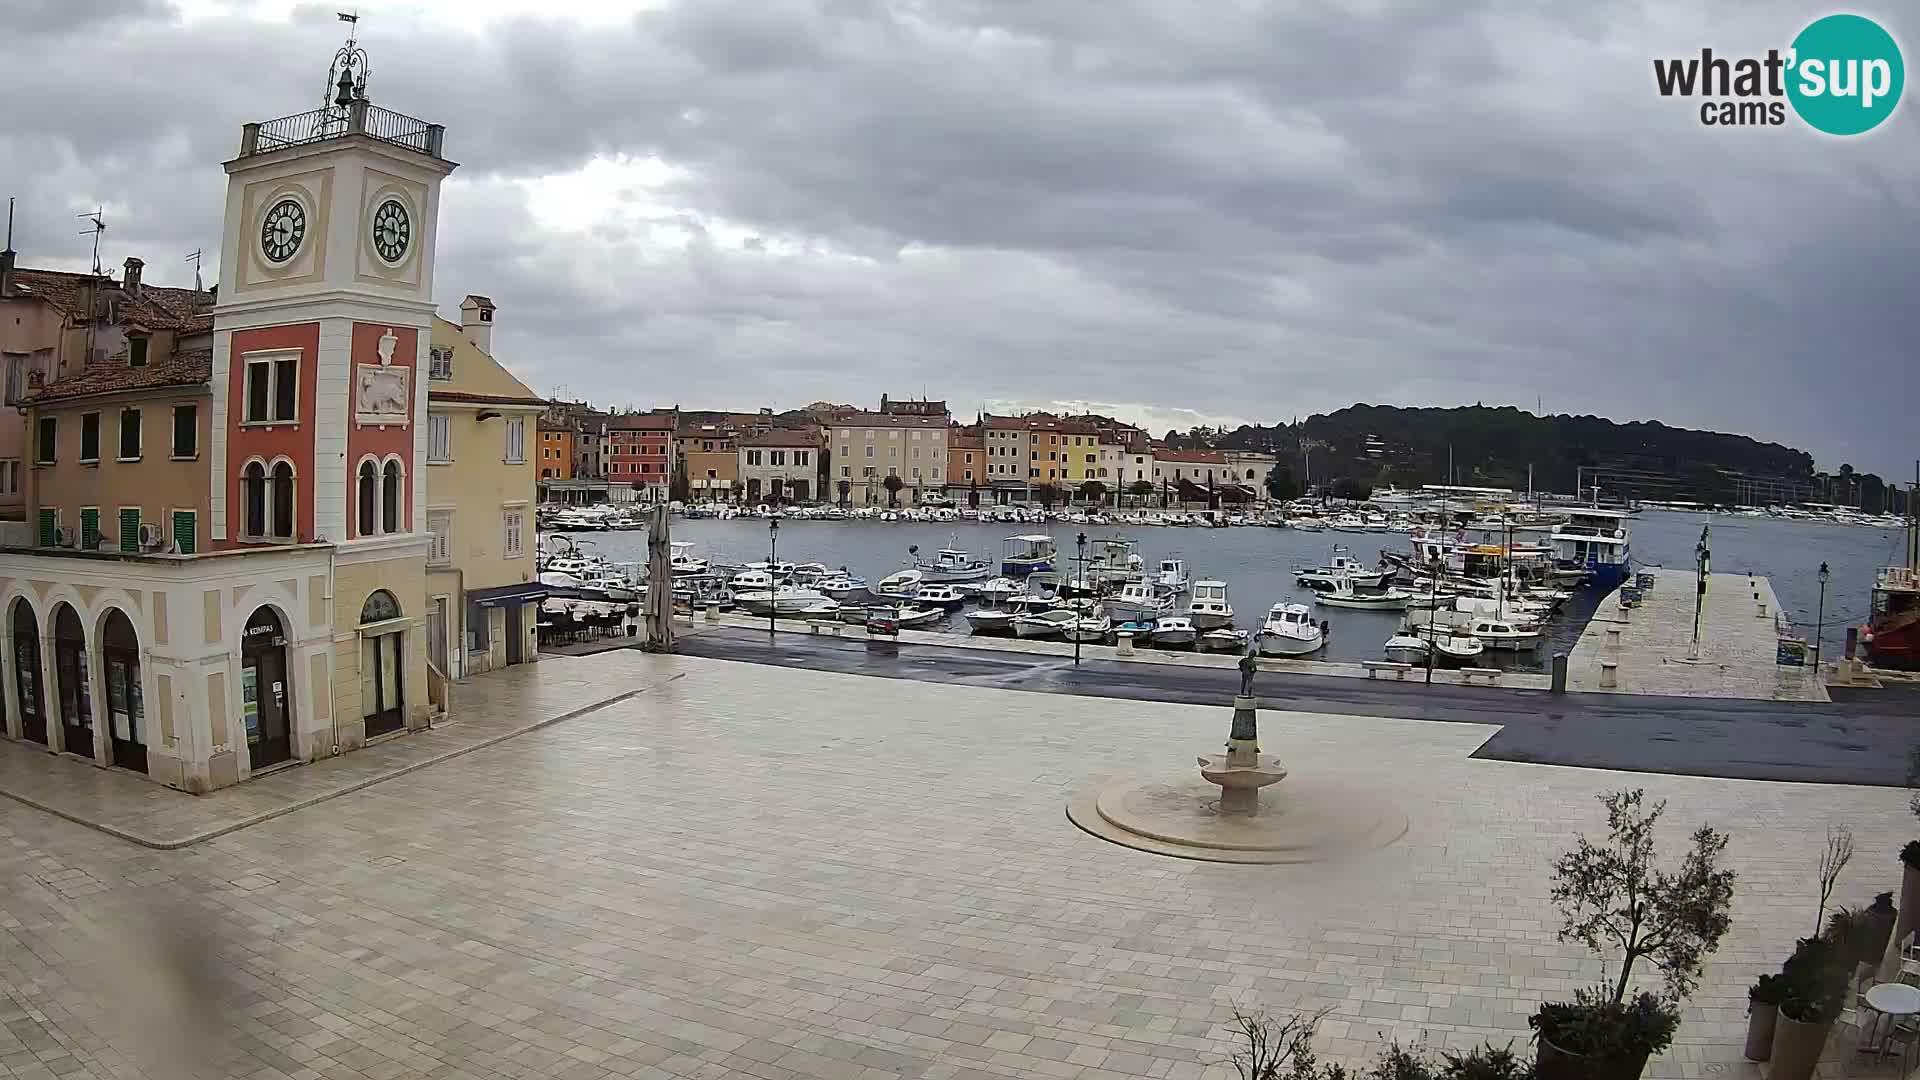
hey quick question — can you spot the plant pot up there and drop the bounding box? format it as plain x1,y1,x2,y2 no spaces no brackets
1536,1036,1652,1080
1868,901,1899,967
1744,1003,1778,1062
1898,863,1920,956
1768,1012,1835,1080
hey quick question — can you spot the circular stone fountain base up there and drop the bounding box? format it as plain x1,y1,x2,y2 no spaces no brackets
1067,773,1410,864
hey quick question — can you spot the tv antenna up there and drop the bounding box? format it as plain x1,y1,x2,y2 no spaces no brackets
185,248,204,292
77,209,106,277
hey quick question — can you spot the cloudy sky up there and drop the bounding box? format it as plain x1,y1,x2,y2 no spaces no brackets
3,0,1915,476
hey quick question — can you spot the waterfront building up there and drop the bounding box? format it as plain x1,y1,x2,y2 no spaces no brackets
946,425,985,506
1224,449,1278,498
737,428,820,504
606,412,675,503
981,412,1099,505
824,408,949,507
424,311,545,680
537,421,573,481
1153,448,1232,506
0,48,451,791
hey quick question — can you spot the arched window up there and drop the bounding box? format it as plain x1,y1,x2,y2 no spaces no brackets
360,589,401,624
357,460,377,537
270,461,295,539
243,461,267,537
381,460,402,534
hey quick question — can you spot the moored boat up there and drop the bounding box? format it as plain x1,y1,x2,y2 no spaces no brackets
915,545,994,583
1186,580,1234,629
872,568,924,601
1001,534,1058,576
1104,581,1173,623
1151,615,1197,648
1197,627,1250,652
1013,607,1078,639
1256,603,1326,657
913,583,968,611
1312,578,1412,610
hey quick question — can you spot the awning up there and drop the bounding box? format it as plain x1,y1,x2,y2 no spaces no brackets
467,582,550,608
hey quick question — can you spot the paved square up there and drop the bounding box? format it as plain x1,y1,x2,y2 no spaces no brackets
0,651,1905,1079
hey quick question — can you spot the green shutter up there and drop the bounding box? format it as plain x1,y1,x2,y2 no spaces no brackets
172,511,195,554
119,508,141,553
37,509,56,547
79,509,100,550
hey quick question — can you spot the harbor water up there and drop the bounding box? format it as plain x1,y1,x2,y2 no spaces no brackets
555,510,1904,671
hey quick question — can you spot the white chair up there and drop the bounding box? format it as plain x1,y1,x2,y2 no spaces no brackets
1899,931,1920,984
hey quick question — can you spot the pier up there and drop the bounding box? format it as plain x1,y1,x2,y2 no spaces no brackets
1565,567,1827,702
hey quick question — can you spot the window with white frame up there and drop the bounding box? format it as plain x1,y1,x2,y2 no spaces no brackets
243,354,298,423
504,416,526,462
428,413,451,462
503,509,525,557
426,510,453,565
428,345,453,380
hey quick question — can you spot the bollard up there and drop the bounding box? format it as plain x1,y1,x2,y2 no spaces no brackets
705,602,719,622
1599,660,1618,689
1845,626,1858,660
1604,628,1621,653
1550,652,1568,694
1116,632,1134,657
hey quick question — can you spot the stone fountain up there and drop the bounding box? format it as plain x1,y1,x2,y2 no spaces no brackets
1065,648,1408,864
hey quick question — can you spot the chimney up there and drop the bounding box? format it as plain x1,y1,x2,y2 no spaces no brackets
123,257,144,297
460,294,496,353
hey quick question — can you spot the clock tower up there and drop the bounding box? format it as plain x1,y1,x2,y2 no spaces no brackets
211,32,456,745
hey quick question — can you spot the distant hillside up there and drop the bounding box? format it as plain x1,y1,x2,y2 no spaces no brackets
1193,405,1859,507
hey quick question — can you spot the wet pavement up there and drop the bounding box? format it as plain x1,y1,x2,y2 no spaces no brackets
676,627,1920,787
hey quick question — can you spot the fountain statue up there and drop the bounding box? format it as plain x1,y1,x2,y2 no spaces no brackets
1196,648,1289,815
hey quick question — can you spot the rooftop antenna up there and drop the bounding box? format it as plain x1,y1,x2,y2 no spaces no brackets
78,209,106,277
4,197,14,251
185,248,204,292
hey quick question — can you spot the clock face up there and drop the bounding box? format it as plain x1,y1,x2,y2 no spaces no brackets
371,199,411,264
260,199,306,264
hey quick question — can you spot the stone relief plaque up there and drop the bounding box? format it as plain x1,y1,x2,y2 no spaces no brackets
355,364,410,425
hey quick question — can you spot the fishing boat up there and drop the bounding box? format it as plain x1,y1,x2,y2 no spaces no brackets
1153,558,1191,595
1312,578,1412,611
1550,506,1635,591
1256,603,1326,657
817,576,870,602
1012,608,1078,639
1151,615,1198,648
1063,612,1112,643
913,583,968,611
872,569,924,601
1197,628,1250,652
1862,505,1919,670
913,545,995,583
734,587,834,616
1383,635,1430,664
1295,548,1389,590
1186,580,1234,630
1086,538,1147,585
1104,581,1174,623
668,541,709,576
1112,619,1157,644
1001,534,1058,576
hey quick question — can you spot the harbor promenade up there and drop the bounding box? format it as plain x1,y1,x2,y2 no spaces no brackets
1565,568,1827,702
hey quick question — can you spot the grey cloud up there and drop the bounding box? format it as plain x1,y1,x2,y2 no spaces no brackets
0,0,1914,474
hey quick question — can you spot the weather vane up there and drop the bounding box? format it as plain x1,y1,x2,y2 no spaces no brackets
323,11,371,114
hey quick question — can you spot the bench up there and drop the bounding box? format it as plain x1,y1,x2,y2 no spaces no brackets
806,619,843,636
1362,660,1413,680
1460,667,1502,685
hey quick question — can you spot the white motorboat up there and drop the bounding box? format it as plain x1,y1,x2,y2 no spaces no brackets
895,604,944,628
1086,538,1146,585
1112,619,1156,644
872,568,925,601
1063,613,1112,643
818,576,870,601
1153,558,1191,595
734,587,833,616
669,541,709,576
1104,581,1174,623
914,546,994,583
1001,534,1058,576
1413,618,1538,651
1256,603,1326,657
1197,628,1250,652
538,570,585,590
1434,635,1486,663
1383,634,1431,664
1295,549,1389,590
1312,578,1413,611
1013,608,1079,639
913,583,968,611
1152,615,1197,648
966,607,1018,634
1186,580,1234,630
731,569,776,592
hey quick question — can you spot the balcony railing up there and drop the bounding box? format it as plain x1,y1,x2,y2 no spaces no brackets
241,101,445,159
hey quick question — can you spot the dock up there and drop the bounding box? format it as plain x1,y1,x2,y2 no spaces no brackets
1565,567,1828,702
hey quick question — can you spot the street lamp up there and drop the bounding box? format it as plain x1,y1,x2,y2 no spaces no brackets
767,517,780,640
1074,531,1088,666
1426,552,1443,684
1814,561,1830,669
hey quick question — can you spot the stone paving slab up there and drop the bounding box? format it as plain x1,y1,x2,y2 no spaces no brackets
0,652,682,849
0,650,1908,1080
1567,568,1828,702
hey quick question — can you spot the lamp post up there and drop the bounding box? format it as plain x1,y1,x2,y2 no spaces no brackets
1074,531,1088,666
1426,552,1442,684
767,517,779,640
1814,561,1830,670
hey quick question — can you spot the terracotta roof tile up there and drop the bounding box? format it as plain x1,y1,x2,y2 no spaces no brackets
427,389,547,406
7,268,213,332
739,428,821,448
824,411,949,428
27,349,211,404
607,413,677,431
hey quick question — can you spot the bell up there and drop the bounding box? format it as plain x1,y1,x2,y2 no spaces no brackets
334,66,356,108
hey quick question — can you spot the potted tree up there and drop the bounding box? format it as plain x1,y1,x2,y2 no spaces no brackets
1744,974,1785,1061
1864,891,1898,970
1532,790,1735,1080
1769,935,1850,1080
